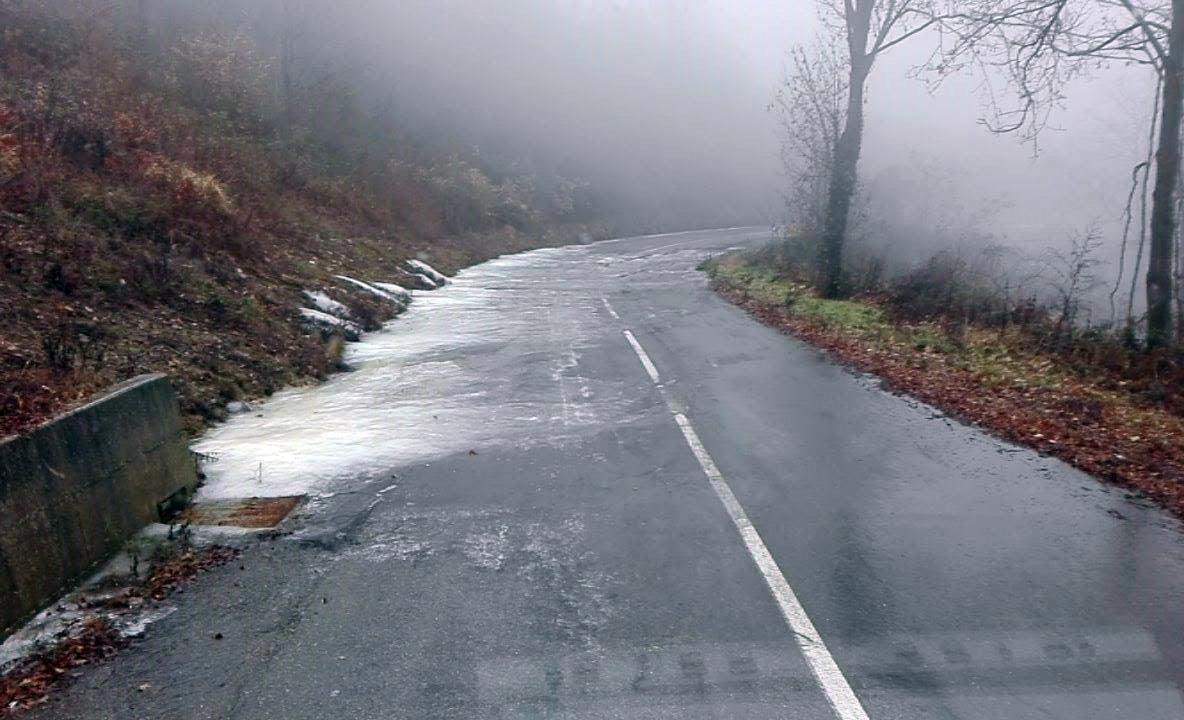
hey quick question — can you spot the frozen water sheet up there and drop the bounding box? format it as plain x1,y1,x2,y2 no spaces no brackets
193,244,645,499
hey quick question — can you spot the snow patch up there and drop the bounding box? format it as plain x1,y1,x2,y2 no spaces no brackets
371,282,412,301
299,308,361,339
226,400,253,414
302,290,354,320
406,259,449,285
334,275,406,305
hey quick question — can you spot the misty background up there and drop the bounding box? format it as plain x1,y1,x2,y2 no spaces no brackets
159,0,1155,297
370,0,1150,293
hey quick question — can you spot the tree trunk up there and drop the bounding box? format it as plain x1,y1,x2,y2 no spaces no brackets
819,61,868,298
1176,229,1183,341
1175,191,1183,341
1147,0,1184,348
1176,196,1183,340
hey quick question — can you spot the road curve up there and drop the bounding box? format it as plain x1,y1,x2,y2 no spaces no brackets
40,228,1184,719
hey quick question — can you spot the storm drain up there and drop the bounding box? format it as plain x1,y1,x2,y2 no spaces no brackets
184,495,304,528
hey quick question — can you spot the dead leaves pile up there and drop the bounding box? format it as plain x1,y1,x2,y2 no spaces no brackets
0,546,239,716
138,546,239,602
0,619,124,715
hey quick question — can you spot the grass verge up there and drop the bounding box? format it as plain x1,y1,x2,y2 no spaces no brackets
704,252,1184,519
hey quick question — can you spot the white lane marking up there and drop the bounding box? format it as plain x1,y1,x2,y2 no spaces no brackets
622,330,661,384
671,414,870,720
619,325,871,720
601,297,621,320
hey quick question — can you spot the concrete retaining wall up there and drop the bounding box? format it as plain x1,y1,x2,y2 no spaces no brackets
0,374,197,636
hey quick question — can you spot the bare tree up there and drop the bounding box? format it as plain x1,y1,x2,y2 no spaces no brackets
816,0,939,298
1044,224,1106,338
772,41,848,237
933,0,1181,347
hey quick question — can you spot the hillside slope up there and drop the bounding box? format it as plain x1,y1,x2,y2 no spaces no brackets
0,1,604,436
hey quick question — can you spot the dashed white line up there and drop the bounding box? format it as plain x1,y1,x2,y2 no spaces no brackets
618,321,871,720
601,297,621,320
622,330,661,384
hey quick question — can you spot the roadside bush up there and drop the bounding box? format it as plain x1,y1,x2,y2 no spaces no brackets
42,320,107,375
427,159,498,234
494,197,536,232
887,251,1009,325
746,233,820,282
843,252,885,297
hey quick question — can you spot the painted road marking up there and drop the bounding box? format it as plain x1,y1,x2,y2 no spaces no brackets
622,330,661,384
602,297,621,320
670,414,870,720
616,316,871,720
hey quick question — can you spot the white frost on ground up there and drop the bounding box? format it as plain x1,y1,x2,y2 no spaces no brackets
299,308,362,338
0,523,249,669
302,290,354,320
193,243,659,500
406,258,449,285
371,282,412,301
334,274,406,305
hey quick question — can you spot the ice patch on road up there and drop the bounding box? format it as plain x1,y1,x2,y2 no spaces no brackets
194,244,649,500
193,230,759,500
340,505,617,647
462,525,511,571
352,531,435,563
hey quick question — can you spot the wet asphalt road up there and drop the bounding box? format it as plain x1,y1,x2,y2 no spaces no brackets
40,228,1184,719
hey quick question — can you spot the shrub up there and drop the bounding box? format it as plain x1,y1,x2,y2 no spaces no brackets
41,320,107,375
887,251,1005,324
72,185,166,240
138,155,235,217
746,233,820,283
54,123,108,169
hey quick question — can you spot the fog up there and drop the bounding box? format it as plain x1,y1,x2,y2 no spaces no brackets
190,0,1157,291
299,0,788,231
857,40,1155,275
300,0,1152,284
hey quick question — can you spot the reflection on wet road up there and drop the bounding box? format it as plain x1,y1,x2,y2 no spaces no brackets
43,228,1184,719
